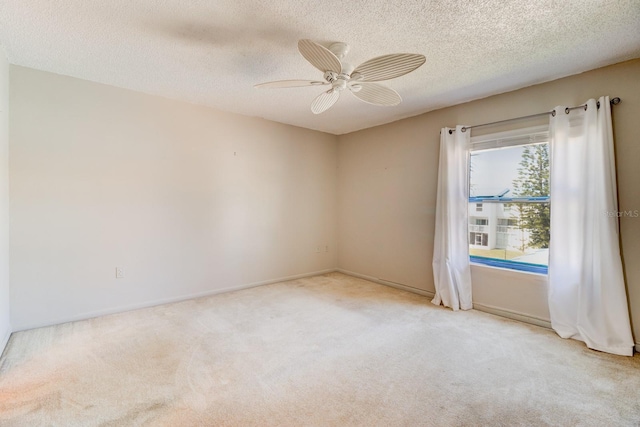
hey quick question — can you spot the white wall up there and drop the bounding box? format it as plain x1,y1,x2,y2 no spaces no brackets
0,47,10,353
338,59,640,346
9,66,338,330
471,265,549,328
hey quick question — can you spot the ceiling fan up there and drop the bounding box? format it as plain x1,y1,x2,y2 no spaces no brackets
255,39,426,114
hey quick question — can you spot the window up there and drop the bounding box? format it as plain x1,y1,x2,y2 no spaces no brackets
471,218,488,226
469,126,549,274
470,232,488,246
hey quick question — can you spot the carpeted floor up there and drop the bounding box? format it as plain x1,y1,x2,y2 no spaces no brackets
0,272,639,426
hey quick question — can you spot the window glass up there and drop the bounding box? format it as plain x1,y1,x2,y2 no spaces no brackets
469,137,549,272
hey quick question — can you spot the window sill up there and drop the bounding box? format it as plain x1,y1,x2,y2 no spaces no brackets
470,256,548,275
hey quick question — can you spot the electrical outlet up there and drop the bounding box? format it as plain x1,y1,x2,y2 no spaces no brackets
316,246,321,253
325,245,329,252
116,267,124,279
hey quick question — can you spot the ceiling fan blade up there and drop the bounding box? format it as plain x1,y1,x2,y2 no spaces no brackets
311,89,340,114
350,83,401,106
353,54,425,82
254,80,329,89
298,39,342,74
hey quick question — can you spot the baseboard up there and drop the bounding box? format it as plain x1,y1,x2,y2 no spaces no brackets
337,269,435,298
13,268,338,332
472,302,552,330
0,324,11,358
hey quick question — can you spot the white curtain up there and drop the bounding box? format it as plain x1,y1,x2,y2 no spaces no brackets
432,125,472,311
548,96,634,356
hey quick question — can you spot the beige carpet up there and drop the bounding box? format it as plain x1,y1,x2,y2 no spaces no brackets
0,272,639,426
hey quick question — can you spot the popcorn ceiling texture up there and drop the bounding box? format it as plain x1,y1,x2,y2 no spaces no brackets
0,0,639,134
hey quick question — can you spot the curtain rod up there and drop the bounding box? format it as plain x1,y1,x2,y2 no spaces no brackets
446,97,621,134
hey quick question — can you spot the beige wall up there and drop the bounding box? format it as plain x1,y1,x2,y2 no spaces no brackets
9,66,338,330
0,48,9,353
338,59,640,347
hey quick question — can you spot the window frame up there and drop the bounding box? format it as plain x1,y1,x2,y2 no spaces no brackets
468,125,550,275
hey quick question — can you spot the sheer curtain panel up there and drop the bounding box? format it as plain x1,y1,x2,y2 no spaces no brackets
432,126,472,311
548,96,634,356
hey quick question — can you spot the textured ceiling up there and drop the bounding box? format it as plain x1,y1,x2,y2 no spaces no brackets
1,1,639,135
